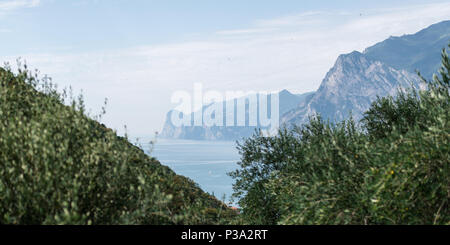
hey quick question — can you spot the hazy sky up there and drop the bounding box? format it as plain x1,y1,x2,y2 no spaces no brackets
1,0,449,139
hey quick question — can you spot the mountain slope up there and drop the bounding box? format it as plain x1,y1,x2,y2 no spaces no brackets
282,51,421,125
282,21,450,126
364,20,450,79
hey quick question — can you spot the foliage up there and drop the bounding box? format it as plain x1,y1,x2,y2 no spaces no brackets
0,64,236,225
1,43,448,226
230,44,450,225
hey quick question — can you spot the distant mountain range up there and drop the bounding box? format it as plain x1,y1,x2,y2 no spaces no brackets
160,90,314,141
161,20,450,141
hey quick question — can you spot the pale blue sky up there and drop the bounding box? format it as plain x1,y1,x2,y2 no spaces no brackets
1,0,449,139
1,0,448,54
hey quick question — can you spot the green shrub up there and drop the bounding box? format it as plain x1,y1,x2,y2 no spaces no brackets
0,64,233,225
230,44,450,225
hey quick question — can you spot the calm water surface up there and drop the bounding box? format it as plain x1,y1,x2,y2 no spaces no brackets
147,139,241,203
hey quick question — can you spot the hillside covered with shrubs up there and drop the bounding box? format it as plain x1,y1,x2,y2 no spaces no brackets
0,64,236,225
230,44,450,225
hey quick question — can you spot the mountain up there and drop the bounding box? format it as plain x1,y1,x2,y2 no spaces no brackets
282,51,422,125
279,89,315,115
282,21,449,126
364,20,450,79
160,90,314,141
162,21,449,140
0,67,235,224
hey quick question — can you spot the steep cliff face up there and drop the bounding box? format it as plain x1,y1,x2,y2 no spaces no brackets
281,51,421,126
281,21,450,126
363,20,450,79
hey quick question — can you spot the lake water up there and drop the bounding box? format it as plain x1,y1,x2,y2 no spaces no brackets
146,139,241,203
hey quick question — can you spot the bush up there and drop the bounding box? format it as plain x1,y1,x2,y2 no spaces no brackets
0,64,234,225
230,44,450,225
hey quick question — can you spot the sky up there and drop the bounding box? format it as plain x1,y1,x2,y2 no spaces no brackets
1,0,449,139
